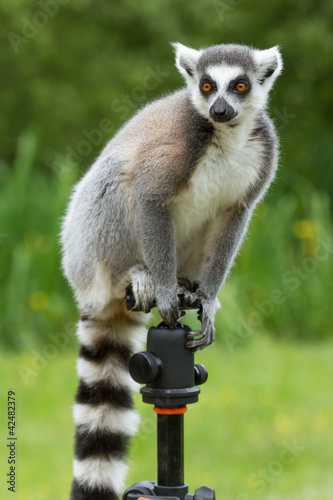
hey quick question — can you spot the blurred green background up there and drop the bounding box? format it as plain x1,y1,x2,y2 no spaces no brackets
0,0,332,499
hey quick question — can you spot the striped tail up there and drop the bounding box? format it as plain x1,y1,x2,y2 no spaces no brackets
70,303,147,500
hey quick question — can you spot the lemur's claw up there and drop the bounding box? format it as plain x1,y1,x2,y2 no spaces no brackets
186,324,215,352
158,303,181,328
186,334,214,352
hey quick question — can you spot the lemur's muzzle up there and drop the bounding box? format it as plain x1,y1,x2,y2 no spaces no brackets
210,97,235,123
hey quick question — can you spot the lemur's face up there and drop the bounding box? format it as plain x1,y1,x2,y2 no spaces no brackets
197,65,253,124
173,43,282,126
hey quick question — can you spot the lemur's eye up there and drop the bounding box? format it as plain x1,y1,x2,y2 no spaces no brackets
235,82,247,92
202,82,212,92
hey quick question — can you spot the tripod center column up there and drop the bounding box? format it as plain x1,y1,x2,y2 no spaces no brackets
157,412,185,487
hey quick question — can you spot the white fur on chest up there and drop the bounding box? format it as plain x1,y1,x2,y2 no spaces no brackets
171,137,262,244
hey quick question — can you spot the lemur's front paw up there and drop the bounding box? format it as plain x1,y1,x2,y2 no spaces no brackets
129,265,155,313
156,290,181,328
186,297,220,352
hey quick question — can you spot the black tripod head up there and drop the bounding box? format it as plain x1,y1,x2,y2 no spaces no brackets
129,323,207,407
123,286,215,500
126,284,207,407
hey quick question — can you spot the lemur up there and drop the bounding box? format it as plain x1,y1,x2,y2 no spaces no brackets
61,42,282,500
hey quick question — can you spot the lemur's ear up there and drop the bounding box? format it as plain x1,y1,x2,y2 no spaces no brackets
171,42,201,80
254,46,283,87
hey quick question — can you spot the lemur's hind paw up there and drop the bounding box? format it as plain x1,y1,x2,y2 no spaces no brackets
177,278,200,306
177,277,199,293
129,265,155,313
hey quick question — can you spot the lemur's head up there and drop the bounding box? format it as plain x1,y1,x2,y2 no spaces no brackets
173,43,282,125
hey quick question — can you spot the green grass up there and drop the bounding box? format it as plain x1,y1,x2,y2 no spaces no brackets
0,131,78,350
1,336,333,500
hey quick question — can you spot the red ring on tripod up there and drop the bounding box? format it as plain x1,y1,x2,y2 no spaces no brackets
153,406,187,415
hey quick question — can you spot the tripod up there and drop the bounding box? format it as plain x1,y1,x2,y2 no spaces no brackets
122,288,216,500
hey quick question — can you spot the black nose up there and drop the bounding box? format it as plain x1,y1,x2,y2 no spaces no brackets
212,108,227,120
209,97,235,123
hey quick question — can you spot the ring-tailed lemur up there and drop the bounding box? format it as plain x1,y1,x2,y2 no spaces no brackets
61,43,282,500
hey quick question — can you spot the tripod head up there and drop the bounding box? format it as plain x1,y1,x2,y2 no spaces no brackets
129,323,207,407
123,286,215,500
126,285,207,406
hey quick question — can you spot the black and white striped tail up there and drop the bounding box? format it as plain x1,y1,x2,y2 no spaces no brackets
70,308,146,500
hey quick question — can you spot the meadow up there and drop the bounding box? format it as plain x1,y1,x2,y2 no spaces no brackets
1,336,333,500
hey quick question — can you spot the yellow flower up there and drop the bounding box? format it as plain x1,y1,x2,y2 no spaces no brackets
301,239,319,256
292,219,321,240
29,291,50,310
273,414,294,434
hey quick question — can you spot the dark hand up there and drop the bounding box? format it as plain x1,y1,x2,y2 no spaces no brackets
186,296,219,352
156,288,182,328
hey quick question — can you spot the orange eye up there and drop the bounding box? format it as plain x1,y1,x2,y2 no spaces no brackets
236,82,247,92
202,82,212,92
